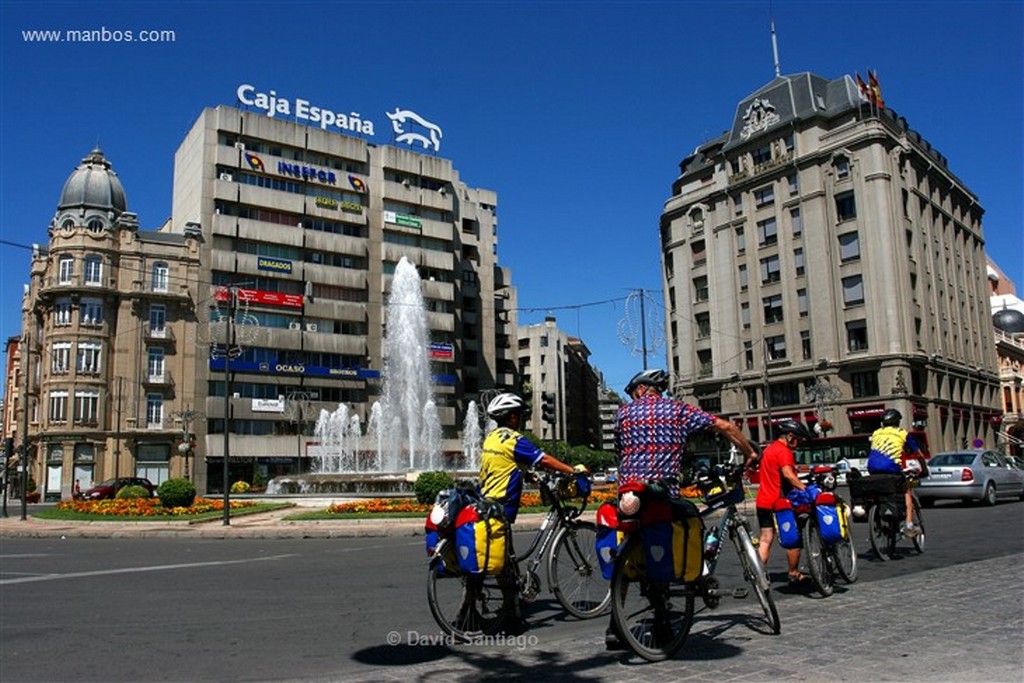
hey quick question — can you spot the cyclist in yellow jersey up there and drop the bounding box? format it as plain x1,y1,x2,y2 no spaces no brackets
479,392,584,523
867,408,924,537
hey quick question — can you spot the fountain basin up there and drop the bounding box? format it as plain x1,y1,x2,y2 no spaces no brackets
266,471,480,496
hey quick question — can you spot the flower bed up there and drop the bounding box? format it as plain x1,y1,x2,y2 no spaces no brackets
325,487,619,515
56,497,258,517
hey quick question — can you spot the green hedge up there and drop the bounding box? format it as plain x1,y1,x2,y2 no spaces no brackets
157,477,196,508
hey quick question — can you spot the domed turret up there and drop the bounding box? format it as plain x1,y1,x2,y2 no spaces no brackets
993,307,1024,335
57,147,127,215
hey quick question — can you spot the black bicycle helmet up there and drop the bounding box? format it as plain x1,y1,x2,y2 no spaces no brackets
774,418,812,441
624,369,669,395
881,408,902,427
486,392,527,419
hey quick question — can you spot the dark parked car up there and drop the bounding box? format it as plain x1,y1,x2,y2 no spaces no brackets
917,450,1024,507
82,477,156,500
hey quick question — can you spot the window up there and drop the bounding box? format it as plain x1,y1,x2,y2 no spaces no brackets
59,256,74,284
753,144,772,165
74,391,99,424
691,239,706,264
51,342,71,374
76,342,102,375
733,195,744,216
850,371,879,398
797,288,808,317
763,294,784,324
754,186,775,208
839,232,860,262
842,275,865,305
790,208,802,236
847,319,869,351
693,276,708,302
80,299,103,326
765,335,787,360
835,156,850,179
49,390,69,423
151,262,169,292
836,191,857,221
696,313,711,339
84,255,103,285
148,348,165,381
801,330,812,360
788,174,799,195
741,302,751,328
736,227,746,253
760,255,781,283
55,300,73,326
146,394,164,429
769,381,801,406
88,219,104,233
784,134,795,154
744,341,754,370
757,217,778,247
698,349,713,376
149,305,166,336
747,387,759,410
738,265,748,291
794,248,805,276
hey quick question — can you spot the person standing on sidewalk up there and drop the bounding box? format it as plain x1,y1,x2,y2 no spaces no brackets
605,369,758,650
753,419,811,585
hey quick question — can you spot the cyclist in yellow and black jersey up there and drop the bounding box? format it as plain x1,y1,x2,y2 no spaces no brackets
479,393,583,523
867,408,925,537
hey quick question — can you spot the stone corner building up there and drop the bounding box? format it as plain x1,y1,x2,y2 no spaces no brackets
660,72,1001,453
21,148,202,500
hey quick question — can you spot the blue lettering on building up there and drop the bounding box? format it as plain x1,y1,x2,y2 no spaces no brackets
277,161,337,185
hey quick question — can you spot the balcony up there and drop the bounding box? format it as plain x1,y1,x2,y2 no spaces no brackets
142,370,175,387
145,324,176,342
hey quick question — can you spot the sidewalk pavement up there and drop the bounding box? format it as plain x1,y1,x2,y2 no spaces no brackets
0,504,551,539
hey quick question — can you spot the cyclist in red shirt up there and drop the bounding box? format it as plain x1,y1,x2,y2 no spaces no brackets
753,419,811,585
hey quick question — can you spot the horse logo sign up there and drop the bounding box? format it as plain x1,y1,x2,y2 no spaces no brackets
386,108,443,152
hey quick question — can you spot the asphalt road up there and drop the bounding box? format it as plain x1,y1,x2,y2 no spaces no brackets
1,496,1022,682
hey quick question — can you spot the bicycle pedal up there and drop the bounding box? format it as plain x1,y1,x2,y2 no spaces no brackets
732,587,749,599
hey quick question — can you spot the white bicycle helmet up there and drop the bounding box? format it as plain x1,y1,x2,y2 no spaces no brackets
486,392,527,419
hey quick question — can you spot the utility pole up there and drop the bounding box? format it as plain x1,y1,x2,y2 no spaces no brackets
222,287,237,526
20,331,31,520
113,376,123,495
762,338,773,441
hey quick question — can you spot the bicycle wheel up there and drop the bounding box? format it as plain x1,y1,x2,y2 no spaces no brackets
427,555,512,642
831,503,858,583
610,536,694,662
733,519,780,634
804,521,834,597
547,521,611,619
867,504,893,561
910,499,925,554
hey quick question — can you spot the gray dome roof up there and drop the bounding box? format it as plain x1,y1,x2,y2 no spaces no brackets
57,148,127,214
993,308,1024,334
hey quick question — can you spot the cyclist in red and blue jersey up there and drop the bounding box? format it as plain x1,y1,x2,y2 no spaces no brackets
605,369,757,650
867,408,923,537
479,392,581,523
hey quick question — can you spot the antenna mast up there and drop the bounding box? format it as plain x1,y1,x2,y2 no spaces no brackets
770,4,781,77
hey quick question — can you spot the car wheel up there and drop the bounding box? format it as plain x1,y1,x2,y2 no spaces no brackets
982,483,997,507
920,497,934,508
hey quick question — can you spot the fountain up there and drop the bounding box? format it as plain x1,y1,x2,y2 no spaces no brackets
265,257,454,495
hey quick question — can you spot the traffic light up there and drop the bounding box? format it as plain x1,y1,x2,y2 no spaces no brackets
541,392,556,424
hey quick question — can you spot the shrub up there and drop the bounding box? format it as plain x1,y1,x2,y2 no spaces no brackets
230,480,251,494
414,470,455,505
116,485,151,499
158,477,196,508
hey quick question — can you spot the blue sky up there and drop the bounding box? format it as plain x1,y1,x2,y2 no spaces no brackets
1,0,1021,396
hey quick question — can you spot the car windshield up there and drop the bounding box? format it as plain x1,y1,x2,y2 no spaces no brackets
929,453,976,467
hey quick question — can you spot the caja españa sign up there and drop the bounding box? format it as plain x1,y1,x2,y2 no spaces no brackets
236,83,444,153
